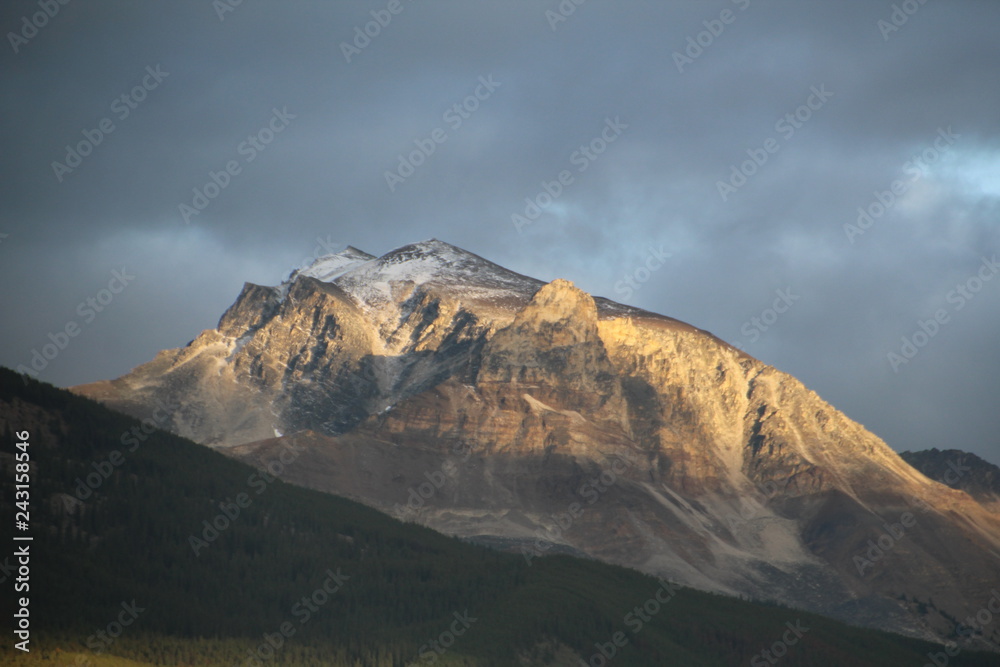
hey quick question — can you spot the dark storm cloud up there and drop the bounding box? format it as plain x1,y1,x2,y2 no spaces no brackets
2,1,997,462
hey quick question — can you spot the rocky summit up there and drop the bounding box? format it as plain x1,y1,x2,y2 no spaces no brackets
75,239,1000,650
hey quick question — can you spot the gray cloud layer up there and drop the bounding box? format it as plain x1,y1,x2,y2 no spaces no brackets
2,1,998,462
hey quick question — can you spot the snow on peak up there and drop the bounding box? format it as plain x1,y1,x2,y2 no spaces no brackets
292,246,376,283
272,237,668,331
331,239,544,311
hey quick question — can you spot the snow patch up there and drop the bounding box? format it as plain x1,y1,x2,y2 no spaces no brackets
275,246,377,302
332,239,543,313
297,246,376,282
226,332,253,363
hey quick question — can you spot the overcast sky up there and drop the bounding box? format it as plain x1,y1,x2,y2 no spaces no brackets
2,1,998,464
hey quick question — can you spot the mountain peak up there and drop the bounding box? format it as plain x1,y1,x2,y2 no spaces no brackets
374,239,484,271
516,278,598,327
325,239,545,314
392,238,457,254
479,278,613,392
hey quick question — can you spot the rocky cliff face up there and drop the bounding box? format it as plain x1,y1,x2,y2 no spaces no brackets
75,239,1000,650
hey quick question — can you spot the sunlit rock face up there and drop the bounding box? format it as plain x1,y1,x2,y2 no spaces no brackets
75,239,1000,650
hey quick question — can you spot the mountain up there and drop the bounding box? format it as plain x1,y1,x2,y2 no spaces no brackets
74,239,1000,650
11,369,997,666
900,449,1000,512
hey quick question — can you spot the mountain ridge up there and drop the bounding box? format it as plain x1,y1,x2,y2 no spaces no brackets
900,448,1000,512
